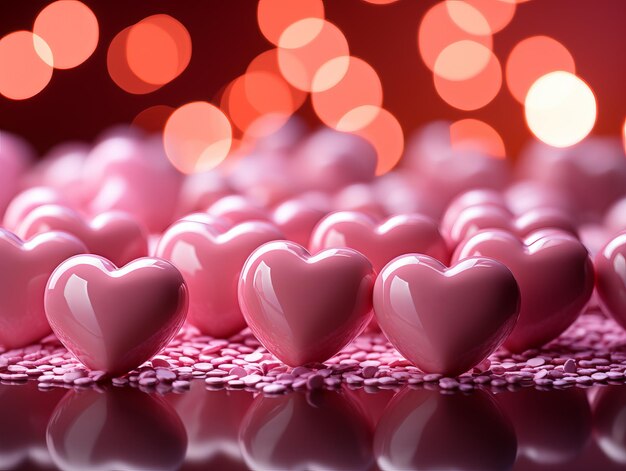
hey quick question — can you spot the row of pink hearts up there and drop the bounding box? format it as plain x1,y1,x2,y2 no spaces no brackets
3,204,624,378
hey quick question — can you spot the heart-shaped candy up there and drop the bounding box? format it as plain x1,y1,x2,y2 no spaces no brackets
454,229,594,352
595,232,626,325
443,204,577,249
373,254,520,376
17,204,148,267
156,219,284,338
238,241,375,366
44,255,188,376
0,230,87,349
310,211,449,271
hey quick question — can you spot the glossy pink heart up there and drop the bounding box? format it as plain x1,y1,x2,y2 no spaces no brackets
44,255,188,376
373,254,520,376
595,232,626,325
440,188,507,233
310,211,449,272
156,219,284,338
443,204,577,249
239,241,375,366
0,230,87,350
17,204,148,267
454,229,594,353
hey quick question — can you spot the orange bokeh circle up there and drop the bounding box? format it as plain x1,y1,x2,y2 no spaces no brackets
0,31,53,100
450,119,506,157
506,35,575,103
33,0,98,69
257,0,325,46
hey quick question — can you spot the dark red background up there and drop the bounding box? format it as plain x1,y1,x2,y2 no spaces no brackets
1,0,624,158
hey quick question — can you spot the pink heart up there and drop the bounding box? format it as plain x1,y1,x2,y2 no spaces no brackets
310,211,449,272
443,204,577,249
207,195,271,224
44,255,188,376
156,219,284,338
373,254,520,375
595,232,626,326
272,193,330,246
0,230,86,350
2,186,69,232
454,229,594,352
239,241,375,366
17,204,148,267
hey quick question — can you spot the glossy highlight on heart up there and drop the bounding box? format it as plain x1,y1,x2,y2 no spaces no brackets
238,241,375,366
373,254,520,376
44,255,188,376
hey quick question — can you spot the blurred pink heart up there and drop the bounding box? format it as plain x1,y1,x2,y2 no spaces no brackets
443,204,577,249
292,128,377,193
454,229,594,353
373,254,520,376
84,134,184,232
0,131,33,215
44,255,188,376
156,219,283,338
272,194,329,246
2,186,69,231
595,232,626,326
310,211,449,272
440,189,507,233
239,241,375,366
207,195,271,224
16,204,148,267
333,183,387,219
517,137,626,222
0,230,86,349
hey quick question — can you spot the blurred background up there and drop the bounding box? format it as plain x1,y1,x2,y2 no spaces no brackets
0,0,624,161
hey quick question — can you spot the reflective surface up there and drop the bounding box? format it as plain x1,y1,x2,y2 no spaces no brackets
3,382,626,470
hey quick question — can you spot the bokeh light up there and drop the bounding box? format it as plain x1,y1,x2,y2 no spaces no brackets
361,0,400,4
434,40,491,81
107,27,161,94
312,56,383,129
434,47,502,110
450,119,506,157
419,2,492,73
257,0,325,46
226,71,295,133
506,36,575,103
247,48,307,112
448,0,516,34
126,15,192,86
278,18,349,92
132,105,174,134
33,0,98,69
525,71,597,148
163,101,233,174
0,31,53,100
337,106,404,175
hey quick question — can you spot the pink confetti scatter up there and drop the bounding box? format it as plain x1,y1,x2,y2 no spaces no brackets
2,311,626,395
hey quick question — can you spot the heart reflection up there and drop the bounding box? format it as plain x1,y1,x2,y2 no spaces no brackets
166,380,253,470
374,387,516,471
496,387,591,466
239,390,373,471
46,387,187,471
594,386,626,465
0,382,66,470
